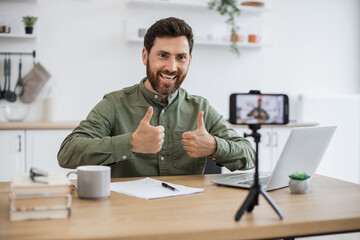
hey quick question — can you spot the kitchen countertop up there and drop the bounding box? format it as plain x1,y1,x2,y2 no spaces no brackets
0,121,317,130
0,121,80,130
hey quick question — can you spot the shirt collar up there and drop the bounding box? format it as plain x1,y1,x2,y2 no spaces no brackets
139,78,179,107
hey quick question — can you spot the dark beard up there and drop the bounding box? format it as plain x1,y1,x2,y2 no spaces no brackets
146,60,186,96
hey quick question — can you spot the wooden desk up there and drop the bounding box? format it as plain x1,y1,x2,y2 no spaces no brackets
1,174,360,240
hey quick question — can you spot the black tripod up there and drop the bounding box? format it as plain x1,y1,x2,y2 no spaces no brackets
234,124,284,221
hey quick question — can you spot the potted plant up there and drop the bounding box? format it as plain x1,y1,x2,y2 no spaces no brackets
208,0,241,56
22,16,38,34
288,172,311,194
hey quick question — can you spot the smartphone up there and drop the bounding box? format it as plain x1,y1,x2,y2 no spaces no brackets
229,93,289,125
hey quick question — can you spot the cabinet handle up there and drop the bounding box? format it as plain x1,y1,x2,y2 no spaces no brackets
266,132,271,147
274,132,278,147
18,135,22,152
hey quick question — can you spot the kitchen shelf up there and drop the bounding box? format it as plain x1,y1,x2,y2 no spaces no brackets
127,0,207,8
195,39,270,48
126,0,271,13
0,33,37,39
0,121,79,130
127,36,269,48
126,0,272,53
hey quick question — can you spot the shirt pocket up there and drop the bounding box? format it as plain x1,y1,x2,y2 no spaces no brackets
172,131,206,171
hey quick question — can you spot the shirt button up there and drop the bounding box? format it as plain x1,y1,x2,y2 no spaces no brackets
160,157,164,161
212,158,216,161
122,156,127,159
154,95,158,99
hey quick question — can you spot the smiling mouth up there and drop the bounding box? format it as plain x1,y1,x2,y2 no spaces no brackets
159,73,177,81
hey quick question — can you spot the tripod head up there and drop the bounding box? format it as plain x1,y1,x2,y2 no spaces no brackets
244,124,261,143
243,90,262,144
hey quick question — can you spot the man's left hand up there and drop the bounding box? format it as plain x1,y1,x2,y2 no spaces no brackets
182,111,217,158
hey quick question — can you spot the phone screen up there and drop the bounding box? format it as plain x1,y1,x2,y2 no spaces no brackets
229,93,289,125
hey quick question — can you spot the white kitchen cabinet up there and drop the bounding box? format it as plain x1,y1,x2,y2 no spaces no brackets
25,130,72,174
269,128,292,166
0,128,73,182
252,127,291,172
222,127,292,173
0,130,25,182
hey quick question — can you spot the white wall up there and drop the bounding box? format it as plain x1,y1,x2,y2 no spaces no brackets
0,0,359,122
301,94,360,184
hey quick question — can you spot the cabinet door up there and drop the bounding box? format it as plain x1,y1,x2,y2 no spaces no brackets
25,130,73,173
271,128,292,168
0,130,26,182
257,128,274,172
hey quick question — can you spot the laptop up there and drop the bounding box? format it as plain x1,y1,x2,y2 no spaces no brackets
211,126,337,191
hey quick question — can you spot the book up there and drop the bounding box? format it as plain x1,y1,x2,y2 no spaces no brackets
9,207,71,221
9,193,72,211
9,194,72,221
11,172,73,196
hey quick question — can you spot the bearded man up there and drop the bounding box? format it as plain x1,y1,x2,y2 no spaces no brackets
58,17,255,177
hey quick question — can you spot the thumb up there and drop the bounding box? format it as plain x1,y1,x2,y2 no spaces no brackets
142,106,153,124
196,111,205,130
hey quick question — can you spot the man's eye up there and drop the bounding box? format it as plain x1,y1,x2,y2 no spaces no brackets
159,53,167,58
177,55,186,60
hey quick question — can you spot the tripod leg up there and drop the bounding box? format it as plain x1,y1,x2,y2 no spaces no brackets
260,188,284,220
246,201,255,213
234,188,259,221
246,191,259,212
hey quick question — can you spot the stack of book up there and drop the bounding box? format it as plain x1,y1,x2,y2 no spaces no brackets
9,172,73,221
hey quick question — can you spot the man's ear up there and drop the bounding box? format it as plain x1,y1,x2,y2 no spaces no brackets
188,53,192,66
142,47,148,66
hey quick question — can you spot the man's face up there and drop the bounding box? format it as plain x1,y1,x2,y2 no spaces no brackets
142,36,192,96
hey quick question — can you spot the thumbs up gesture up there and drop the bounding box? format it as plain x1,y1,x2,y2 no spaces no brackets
131,106,165,154
182,111,217,158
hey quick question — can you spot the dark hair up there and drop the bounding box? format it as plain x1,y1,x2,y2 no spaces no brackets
144,17,194,54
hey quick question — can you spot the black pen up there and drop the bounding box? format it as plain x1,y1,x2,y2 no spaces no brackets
161,182,177,191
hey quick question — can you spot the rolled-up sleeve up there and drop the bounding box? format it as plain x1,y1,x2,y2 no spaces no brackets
57,97,134,169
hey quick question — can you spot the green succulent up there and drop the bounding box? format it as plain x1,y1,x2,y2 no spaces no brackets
208,0,241,57
22,16,38,27
289,172,310,180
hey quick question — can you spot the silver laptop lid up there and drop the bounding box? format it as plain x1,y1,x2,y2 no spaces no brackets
211,126,337,191
265,126,336,190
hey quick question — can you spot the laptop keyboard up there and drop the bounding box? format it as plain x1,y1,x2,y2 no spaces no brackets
239,176,271,186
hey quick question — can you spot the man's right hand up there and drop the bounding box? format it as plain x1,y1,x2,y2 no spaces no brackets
131,106,165,154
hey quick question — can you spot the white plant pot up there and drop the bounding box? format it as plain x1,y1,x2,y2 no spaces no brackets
289,179,310,194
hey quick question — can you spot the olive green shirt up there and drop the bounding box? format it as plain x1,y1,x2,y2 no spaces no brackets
58,79,255,177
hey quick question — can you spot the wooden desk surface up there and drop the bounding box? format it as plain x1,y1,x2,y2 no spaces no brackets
1,174,360,240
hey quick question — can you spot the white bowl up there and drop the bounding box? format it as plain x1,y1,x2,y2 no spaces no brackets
2,104,30,122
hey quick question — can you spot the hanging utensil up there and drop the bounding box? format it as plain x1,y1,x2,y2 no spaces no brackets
3,55,17,102
0,57,4,99
1,55,7,99
13,56,23,97
0,55,5,99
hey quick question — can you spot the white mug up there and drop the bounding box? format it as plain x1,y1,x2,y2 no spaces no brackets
67,165,111,200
